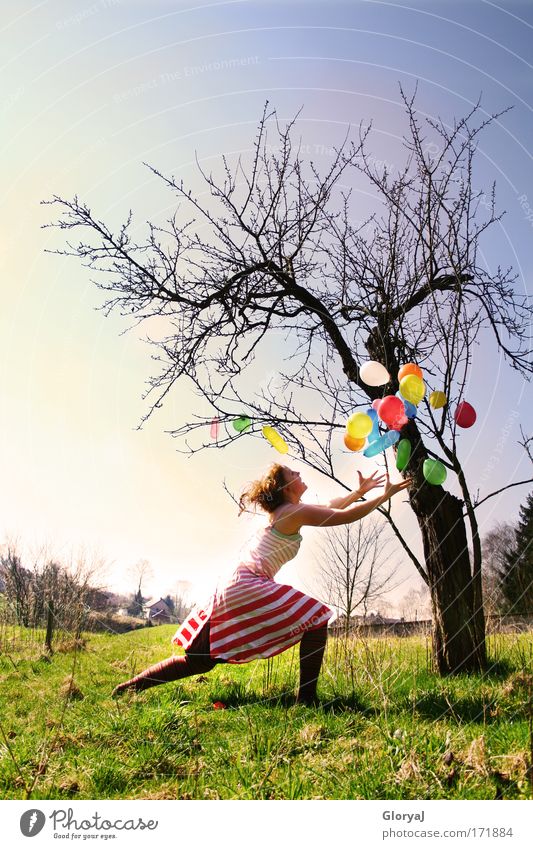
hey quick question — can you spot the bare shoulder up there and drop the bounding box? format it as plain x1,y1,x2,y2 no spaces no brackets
269,504,305,535
271,502,338,533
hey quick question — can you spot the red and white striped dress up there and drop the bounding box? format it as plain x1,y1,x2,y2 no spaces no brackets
172,526,333,663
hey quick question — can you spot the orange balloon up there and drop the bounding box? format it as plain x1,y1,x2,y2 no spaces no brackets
344,433,365,451
398,362,423,382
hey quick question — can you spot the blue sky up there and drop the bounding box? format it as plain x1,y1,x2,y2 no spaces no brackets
1,0,531,606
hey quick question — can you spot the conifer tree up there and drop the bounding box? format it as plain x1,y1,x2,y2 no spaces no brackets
501,493,533,615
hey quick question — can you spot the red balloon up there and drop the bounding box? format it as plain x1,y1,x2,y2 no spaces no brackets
391,414,409,431
454,401,477,428
378,395,405,428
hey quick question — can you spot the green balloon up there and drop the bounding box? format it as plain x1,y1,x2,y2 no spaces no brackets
232,416,251,433
423,458,447,486
396,438,411,471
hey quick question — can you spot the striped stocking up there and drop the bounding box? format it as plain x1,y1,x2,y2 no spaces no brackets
112,623,218,696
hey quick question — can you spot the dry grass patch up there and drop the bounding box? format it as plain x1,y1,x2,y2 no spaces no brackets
59,675,84,700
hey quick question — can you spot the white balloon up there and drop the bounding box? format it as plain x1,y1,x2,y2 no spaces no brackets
359,360,390,387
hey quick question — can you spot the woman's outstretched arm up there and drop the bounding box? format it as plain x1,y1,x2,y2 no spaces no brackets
280,476,412,533
328,471,386,509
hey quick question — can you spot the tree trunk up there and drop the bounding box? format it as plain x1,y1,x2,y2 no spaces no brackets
408,458,487,674
412,476,486,675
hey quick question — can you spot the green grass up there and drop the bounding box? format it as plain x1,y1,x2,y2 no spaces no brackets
1,626,532,800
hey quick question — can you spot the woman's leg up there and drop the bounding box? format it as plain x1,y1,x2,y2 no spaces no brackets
112,623,217,695
297,625,328,705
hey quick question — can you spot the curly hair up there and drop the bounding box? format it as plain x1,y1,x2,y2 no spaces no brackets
238,463,288,515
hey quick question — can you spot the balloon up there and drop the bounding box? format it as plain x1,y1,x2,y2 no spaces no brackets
346,412,373,439
371,398,382,413
344,433,365,452
398,363,423,382
262,425,289,453
429,391,447,410
454,401,476,428
386,429,401,448
391,414,408,431
210,418,219,440
377,395,405,429
363,429,400,458
399,374,425,405
366,408,381,443
233,416,251,432
359,360,390,387
396,393,417,418
396,438,411,471
423,458,447,486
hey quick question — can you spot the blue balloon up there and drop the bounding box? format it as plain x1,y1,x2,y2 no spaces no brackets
396,393,417,418
365,408,381,443
363,429,400,457
385,429,400,447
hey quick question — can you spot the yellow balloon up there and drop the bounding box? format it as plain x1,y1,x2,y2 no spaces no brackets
399,374,425,405
262,426,289,454
346,412,373,439
429,391,447,409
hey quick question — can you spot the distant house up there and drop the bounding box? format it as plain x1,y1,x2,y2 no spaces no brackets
328,612,430,637
145,598,175,625
365,612,400,625
330,611,401,627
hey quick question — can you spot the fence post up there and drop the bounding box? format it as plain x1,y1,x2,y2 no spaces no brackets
44,600,54,654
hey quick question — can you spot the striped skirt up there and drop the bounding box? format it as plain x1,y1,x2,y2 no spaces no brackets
172,565,333,663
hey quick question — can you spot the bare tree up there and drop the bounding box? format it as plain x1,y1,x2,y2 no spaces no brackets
399,582,431,622
0,544,32,627
127,558,153,617
480,522,516,620
44,91,533,674
171,579,193,622
0,541,108,643
318,518,399,636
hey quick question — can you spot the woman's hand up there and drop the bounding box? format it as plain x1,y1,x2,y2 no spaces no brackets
382,474,412,500
297,473,413,528
356,470,387,496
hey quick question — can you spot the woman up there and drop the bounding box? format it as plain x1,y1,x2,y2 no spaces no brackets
112,464,411,704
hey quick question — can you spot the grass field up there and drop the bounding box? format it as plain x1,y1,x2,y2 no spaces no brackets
1,626,532,800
